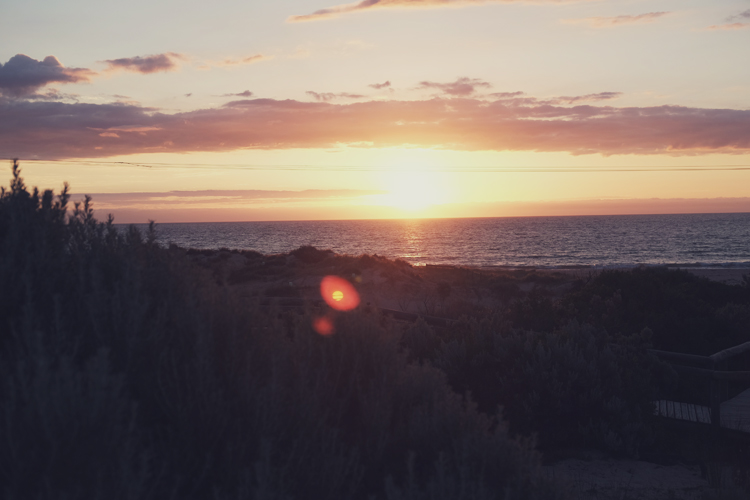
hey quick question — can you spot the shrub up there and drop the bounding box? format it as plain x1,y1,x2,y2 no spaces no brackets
290,245,333,264
403,315,662,456
564,268,750,355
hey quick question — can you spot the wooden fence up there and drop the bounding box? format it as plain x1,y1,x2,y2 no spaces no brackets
649,341,750,434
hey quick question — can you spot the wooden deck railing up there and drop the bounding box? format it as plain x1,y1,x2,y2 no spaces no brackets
649,341,750,431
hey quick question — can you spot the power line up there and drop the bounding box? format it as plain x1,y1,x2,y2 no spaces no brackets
6,158,750,173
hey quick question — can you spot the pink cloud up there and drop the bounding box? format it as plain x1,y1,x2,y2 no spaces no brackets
0,54,95,97
707,22,750,30
369,81,391,89
706,8,750,30
566,12,669,28
3,92,750,159
288,0,568,22
103,53,185,74
216,54,268,66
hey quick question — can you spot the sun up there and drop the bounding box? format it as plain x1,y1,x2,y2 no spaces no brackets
379,170,447,212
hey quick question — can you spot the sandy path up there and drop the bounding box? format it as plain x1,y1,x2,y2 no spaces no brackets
543,458,711,500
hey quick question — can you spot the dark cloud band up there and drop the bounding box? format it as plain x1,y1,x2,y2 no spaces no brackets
2,93,750,159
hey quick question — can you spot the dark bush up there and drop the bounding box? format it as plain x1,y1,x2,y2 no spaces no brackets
436,281,452,300
564,267,750,354
403,315,663,456
290,245,333,264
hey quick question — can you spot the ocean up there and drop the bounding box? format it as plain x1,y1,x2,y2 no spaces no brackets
132,213,750,269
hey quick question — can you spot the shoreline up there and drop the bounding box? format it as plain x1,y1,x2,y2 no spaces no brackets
436,263,750,286
531,266,750,286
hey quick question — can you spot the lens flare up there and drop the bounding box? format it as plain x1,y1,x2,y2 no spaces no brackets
320,275,360,311
313,316,334,336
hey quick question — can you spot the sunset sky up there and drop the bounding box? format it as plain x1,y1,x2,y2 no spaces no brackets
1,0,749,222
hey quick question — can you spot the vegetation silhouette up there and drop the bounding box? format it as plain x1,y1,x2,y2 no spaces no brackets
0,160,559,499
3,159,748,498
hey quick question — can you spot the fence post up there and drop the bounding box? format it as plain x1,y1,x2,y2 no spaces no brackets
710,376,722,431
710,360,727,434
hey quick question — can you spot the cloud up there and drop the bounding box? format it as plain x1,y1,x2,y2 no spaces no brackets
3,91,750,159
306,91,366,101
215,54,268,66
707,22,750,30
490,91,621,105
369,81,391,89
552,92,622,104
489,91,524,98
288,0,569,22
24,89,80,101
729,8,750,21
418,77,491,96
222,90,254,98
0,54,95,97
435,197,750,219
195,55,270,71
87,125,161,136
86,188,386,222
89,188,385,208
567,12,669,28
707,9,750,30
103,53,185,74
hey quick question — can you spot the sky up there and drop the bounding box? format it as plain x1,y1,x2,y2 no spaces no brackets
1,0,749,222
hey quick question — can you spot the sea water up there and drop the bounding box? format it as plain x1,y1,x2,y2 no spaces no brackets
130,213,750,269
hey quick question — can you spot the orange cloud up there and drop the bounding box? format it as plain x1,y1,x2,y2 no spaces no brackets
87,189,385,209
84,189,385,222
3,92,750,159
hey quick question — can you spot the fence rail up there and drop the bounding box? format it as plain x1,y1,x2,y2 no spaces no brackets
649,343,750,434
